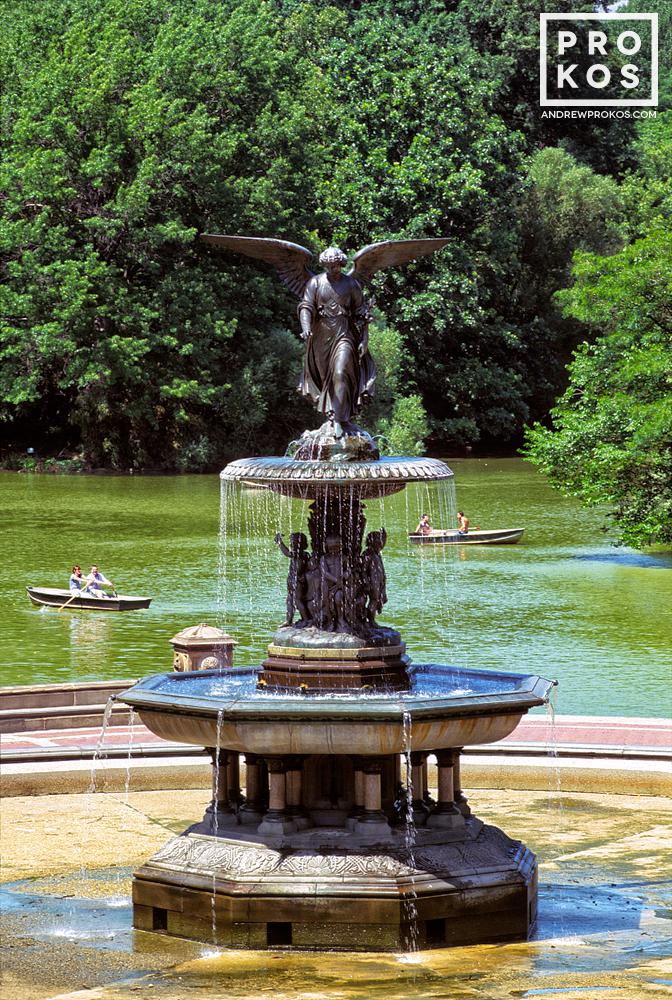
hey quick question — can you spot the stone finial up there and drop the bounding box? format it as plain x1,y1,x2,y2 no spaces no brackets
170,623,237,672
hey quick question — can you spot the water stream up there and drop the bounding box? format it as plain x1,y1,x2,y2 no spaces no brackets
399,709,419,952
88,695,115,796
210,708,224,946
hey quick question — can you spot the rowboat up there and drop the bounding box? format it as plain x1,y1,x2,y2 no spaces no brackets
409,528,524,545
27,587,152,611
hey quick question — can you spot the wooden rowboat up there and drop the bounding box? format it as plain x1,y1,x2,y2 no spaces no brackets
409,528,524,545
27,586,152,611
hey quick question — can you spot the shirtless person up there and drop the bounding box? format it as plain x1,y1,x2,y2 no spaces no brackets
415,513,432,536
457,511,470,534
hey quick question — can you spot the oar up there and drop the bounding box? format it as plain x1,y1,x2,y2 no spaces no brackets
58,588,85,612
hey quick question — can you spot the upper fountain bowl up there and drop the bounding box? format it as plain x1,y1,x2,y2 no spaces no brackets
220,456,453,500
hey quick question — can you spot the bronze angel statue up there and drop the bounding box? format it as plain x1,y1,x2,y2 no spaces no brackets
200,234,448,439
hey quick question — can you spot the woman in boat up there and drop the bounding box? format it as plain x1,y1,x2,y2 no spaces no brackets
84,564,113,598
69,565,83,593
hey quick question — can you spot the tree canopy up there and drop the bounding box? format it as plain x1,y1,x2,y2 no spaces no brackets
1,0,666,527
525,112,672,547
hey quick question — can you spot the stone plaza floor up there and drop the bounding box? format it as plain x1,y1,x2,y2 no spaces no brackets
1,782,671,1000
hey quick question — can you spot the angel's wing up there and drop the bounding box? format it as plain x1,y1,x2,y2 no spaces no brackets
349,238,449,283
200,234,315,298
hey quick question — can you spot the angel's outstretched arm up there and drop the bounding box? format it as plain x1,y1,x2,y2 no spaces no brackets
200,234,315,298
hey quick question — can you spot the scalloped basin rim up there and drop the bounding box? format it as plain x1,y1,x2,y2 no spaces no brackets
220,455,454,483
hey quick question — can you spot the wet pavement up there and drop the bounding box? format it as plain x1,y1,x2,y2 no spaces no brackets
1,786,671,999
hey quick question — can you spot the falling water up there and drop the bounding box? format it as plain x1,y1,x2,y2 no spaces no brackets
219,477,312,661
211,707,224,947
78,696,116,883
88,696,115,797
434,477,459,677
123,707,136,806
544,683,565,938
400,709,419,952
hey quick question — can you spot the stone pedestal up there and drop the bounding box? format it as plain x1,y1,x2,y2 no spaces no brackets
261,627,409,691
132,818,537,950
170,624,237,673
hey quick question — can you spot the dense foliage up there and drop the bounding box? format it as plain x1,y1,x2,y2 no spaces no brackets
0,0,630,468
525,114,672,547
1,0,668,545
1,0,332,469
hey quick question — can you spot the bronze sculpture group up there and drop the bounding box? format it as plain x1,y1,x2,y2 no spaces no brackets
275,527,387,633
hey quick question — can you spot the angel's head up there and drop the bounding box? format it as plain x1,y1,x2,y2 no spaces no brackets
319,246,347,274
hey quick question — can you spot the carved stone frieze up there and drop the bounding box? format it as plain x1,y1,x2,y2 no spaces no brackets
149,824,522,883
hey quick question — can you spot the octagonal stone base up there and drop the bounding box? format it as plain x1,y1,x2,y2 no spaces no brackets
132,821,538,950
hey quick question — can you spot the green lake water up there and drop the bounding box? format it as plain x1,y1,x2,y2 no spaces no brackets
2,459,670,718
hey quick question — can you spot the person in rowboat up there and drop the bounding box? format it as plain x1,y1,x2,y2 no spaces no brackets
84,564,114,598
457,511,470,534
69,565,83,593
415,513,432,535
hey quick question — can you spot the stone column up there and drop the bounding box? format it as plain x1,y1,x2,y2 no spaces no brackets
347,757,366,830
258,757,296,835
410,751,429,825
427,749,463,829
422,756,435,808
207,748,235,828
453,748,471,817
228,752,242,808
239,753,264,824
355,758,391,837
286,756,311,829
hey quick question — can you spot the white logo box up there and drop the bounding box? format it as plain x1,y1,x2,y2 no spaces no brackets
540,12,658,107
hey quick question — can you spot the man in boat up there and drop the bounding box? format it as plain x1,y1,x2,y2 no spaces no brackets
415,513,432,535
84,564,114,598
69,565,83,593
457,511,470,534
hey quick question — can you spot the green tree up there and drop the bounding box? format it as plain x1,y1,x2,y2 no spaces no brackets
513,146,623,420
366,319,428,455
0,0,334,468
525,225,672,547
2,0,662,469
314,5,534,448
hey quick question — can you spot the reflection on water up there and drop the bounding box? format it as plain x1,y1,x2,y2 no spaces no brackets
2,460,671,717
69,613,114,674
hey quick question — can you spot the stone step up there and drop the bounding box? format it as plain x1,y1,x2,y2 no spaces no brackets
0,678,136,711
0,681,135,733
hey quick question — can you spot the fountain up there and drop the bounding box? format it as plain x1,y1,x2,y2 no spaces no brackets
119,234,555,951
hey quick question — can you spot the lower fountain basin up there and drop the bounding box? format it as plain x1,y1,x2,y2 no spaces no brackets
119,665,554,755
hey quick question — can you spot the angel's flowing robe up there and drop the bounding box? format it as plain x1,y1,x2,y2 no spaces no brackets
297,272,376,425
